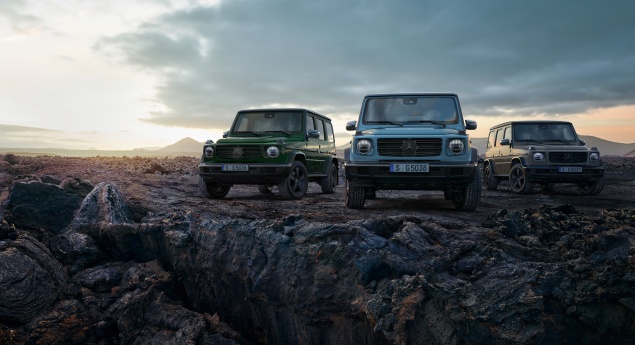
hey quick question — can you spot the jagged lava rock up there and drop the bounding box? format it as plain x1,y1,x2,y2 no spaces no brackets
2,181,82,233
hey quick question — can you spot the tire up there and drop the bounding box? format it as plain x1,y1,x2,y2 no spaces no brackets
509,164,533,194
198,176,231,199
320,162,337,194
278,161,309,200
345,179,366,209
365,187,376,199
484,164,499,190
577,178,604,196
257,184,274,194
452,168,482,211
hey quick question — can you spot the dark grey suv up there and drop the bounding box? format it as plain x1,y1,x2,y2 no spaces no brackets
483,121,604,195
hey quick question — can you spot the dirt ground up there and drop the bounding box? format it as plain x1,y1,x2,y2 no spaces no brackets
2,155,634,227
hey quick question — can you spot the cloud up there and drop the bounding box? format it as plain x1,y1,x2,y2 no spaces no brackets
0,0,46,36
96,0,635,130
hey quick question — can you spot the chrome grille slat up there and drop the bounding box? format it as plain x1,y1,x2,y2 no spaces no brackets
377,138,442,157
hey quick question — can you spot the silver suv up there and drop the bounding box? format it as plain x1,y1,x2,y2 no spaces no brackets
483,121,604,195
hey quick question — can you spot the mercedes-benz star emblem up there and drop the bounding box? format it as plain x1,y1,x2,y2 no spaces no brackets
401,139,418,156
232,147,244,159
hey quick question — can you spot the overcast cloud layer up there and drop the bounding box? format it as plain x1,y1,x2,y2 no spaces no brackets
93,0,635,129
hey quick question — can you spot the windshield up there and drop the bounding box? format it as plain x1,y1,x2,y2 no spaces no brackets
362,96,459,124
232,111,303,133
514,123,577,143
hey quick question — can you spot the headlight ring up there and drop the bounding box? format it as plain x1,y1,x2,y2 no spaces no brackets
356,139,373,155
266,146,280,158
448,139,465,155
204,146,214,158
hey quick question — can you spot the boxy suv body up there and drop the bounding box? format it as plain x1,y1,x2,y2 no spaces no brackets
198,108,338,199
483,121,604,195
344,93,481,210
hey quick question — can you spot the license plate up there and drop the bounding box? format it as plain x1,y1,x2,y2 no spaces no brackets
558,167,582,173
222,164,249,171
389,163,429,173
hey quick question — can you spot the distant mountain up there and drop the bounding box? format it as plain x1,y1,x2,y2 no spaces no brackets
470,135,635,157
156,137,203,153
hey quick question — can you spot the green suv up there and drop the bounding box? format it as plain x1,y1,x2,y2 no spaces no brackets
198,108,338,199
483,121,604,195
344,93,481,210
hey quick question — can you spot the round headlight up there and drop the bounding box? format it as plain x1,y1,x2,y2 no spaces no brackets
533,152,544,161
356,139,373,155
448,139,464,155
266,146,280,158
204,146,214,158
590,152,599,162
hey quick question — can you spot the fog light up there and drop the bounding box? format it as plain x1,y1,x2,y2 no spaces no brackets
204,146,214,158
533,152,544,161
266,146,280,158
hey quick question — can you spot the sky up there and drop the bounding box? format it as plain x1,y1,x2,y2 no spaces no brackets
1,0,634,150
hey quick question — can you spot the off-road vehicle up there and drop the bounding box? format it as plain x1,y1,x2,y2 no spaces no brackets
344,93,481,210
483,121,604,195
198,108,338,199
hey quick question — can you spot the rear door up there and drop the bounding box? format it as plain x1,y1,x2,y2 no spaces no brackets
304,114,321,173
498,126,513,175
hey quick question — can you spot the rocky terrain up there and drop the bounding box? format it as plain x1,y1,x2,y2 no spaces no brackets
1,153,634,344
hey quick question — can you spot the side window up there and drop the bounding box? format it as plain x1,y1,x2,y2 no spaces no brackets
487,131,495,148
306,115,315,132
315,118,326,140
494,129,503,147
325,121,335,143
503,127,512,141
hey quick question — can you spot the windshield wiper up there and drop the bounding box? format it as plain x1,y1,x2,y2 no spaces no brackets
370,120,403,126
408,120,446,126
544,139,571,144
235,131,261,136
264,130,291,135
517,139,543,144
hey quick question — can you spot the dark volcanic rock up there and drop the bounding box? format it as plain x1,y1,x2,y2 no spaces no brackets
69,181,132,230
1,178,634,344
60,177,94,198
0,235,66,324
2,181,82,233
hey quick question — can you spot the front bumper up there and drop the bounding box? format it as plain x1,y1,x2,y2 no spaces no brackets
345,161,477,190
524,165,604,183
198,163,292,184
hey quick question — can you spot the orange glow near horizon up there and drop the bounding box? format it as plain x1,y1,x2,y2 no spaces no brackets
468,105,635,144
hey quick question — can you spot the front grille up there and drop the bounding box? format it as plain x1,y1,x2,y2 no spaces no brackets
377,138,442,157
548,152,587,163
216,145,262,159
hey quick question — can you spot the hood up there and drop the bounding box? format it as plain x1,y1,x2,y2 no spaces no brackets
359,127,463,136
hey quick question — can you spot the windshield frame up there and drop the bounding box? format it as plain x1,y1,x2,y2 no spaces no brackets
513,123,578,144
230,110,304,135
361,95,460,125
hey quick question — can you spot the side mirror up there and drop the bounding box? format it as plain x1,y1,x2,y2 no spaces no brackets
579,139,586,146
500,138,511,146
465,119,477,130
346,121,357,131
222,131,229,138
307,130,320,139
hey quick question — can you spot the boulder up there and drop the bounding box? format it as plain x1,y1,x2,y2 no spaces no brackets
2,181,82,234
